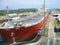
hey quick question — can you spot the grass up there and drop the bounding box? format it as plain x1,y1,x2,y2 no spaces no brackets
54,19,58,27
54,19,60,37
56,32,60,37
44,27,49,37
42,27,48,37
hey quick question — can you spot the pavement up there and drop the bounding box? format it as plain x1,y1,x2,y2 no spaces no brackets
47,15,56,45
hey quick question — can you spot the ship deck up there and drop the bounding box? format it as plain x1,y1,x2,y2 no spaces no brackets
0,12,47,28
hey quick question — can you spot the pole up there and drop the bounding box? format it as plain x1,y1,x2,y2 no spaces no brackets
6,6,10,22
44,0,45,35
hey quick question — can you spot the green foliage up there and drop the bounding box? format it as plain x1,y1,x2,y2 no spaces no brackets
0,8,37,16
44,27,48,37
56,32,60,37
54,19,58,27
0,10,6,16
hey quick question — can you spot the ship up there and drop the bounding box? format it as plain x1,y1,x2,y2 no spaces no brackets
0,5,50,42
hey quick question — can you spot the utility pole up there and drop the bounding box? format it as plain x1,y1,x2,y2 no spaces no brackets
44,0,45,35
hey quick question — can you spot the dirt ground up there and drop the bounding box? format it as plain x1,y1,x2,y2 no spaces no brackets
0,16,6,20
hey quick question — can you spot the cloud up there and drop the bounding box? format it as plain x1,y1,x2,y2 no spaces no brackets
0,0,44,6
45,0,55,5
1,0,60,9
0,0,44,9
45,0,60,9
45,0,60,5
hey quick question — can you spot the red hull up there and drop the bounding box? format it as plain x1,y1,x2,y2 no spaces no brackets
0,14,49,42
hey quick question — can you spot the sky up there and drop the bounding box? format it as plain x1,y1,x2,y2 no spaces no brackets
0,0,60,10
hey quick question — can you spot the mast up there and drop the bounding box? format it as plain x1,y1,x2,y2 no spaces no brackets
6,6,10,22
